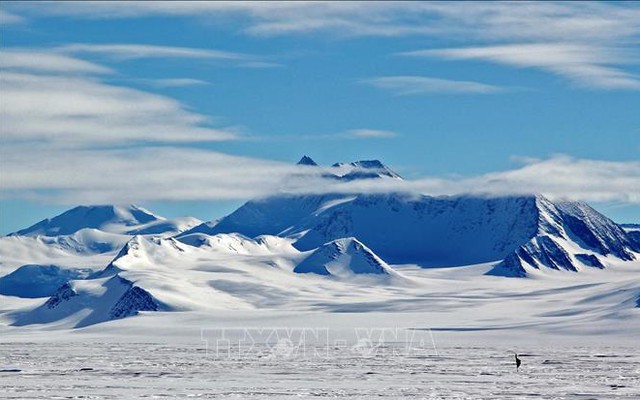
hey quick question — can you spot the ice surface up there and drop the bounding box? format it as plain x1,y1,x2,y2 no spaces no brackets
1,311,639,399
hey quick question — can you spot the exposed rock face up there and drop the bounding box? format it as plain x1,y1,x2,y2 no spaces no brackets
44,282,78,309
109,284,158,320
574,254,605,269
30,275,161,327
487,198,639,277
553,201,638,260
296,155,318,166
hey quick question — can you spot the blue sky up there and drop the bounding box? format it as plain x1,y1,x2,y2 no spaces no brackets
1,1,639,233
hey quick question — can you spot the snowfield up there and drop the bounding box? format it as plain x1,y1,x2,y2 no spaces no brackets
1,246,639,398
1,311,639,399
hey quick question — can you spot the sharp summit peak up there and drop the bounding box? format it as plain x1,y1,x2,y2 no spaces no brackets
296,155,318,166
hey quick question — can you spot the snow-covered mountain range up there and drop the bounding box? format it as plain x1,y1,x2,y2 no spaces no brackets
10,204,200,237
1,157,638,328
185,183,638,275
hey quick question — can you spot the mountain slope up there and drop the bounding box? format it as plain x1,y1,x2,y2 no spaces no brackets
208,193,541,265
125,216,201,236
293,193,545,265
487,199,639,277
9,275,161,328
179,194,346,238
0,233,119,283
553,200,637,260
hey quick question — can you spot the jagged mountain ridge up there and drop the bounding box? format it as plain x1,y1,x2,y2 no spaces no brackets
3,206,201,259
179,157,404,238
331,160,403,180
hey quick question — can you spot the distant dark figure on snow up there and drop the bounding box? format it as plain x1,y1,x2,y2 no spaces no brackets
515,353,522,372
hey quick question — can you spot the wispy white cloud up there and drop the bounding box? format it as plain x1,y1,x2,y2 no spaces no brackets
0,50,112,74
10,2,640,40
0,8,25,25
1,144,638,205
437,155,640,204
0,51,239,144
346,129,398,139
51,43,282,68
56,43,247,61
1,3,638,206
260,128,400,141
399,44,640,90
281,155,640,204
7,2,640,90
0,145,300,203
5,2,439,36
391,3,640,90
138,78,210,88
403,2,640,43
362,76,502,95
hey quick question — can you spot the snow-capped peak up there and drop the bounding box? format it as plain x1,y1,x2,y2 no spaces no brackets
10,205,162,237
331,159,402,180
294,237,399,278
351,160,387,169
8,205,201,239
